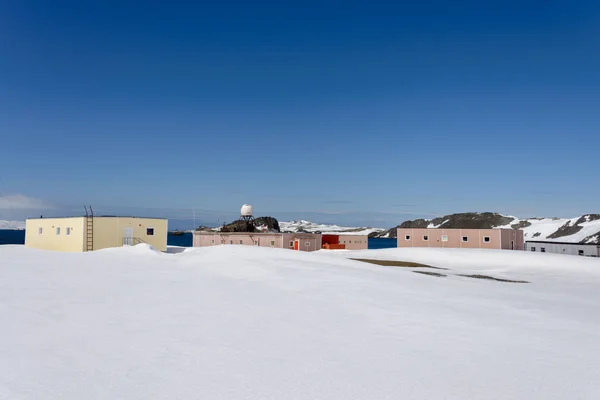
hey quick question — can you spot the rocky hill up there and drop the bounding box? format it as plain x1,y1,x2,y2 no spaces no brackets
372,212,600,244
198,216,281,233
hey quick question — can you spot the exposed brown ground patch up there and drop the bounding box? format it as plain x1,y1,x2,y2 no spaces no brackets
351,258,447,270
413,271,447,278
457,274,529,284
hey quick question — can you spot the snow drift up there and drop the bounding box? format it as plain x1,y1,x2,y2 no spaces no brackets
0,245,599,399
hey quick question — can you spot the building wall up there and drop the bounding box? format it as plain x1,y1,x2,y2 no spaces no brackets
193,232,322,252
525,242,600,257
397,228,523,250
501,229,524,250
282,233,323,252
25,217,167,252
322,235,340,246
337,235,369,250
92,217,168,252
25,217,85,252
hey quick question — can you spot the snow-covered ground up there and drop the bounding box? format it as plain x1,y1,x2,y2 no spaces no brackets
1,244,599,399
0,220,25,230
280,220,384,236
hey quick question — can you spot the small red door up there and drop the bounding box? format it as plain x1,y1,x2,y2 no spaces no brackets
294,241,299,250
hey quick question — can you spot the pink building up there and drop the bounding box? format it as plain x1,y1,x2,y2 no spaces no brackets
397,228,524,250
193,231,323,252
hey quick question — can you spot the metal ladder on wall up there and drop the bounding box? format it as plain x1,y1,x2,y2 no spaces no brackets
85,205,94,252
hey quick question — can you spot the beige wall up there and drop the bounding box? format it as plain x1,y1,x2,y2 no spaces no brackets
337,235,369,250
193,232,322,252
397,228,522,250
92,217,168,252
25,217,168,252
25,217,86,252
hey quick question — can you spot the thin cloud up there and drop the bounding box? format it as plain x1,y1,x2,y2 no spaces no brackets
0,194,51,209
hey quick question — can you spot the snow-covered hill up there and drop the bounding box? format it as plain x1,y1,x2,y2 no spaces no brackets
0,220,25,230
1,245,599,399
393,213,600,244
496,215,600,244
279,220,385,236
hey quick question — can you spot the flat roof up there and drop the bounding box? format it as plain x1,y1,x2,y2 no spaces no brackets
525,240,599,246
27,216,167,220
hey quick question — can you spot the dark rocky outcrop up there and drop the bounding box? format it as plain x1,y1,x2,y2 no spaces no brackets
219,216,281,233
395,213,514,230
547,214,600,240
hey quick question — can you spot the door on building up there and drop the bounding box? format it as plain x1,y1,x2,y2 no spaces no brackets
123,227,134,246
294,241,299,251
511,240,514,250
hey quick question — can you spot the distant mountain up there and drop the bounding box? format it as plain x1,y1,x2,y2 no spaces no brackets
372,212,600,244
279,220,385,236
0,220,25,230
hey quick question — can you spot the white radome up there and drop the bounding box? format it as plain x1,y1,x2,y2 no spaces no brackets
241,204,253,217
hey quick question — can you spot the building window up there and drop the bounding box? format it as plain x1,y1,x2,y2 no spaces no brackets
38,227,43,235
270,241,275,247
462,236,468,242
230,240,233,244
239,240,243,244
405,235,411,241
483,236,490,243
289,241,294,247
56,227,60,235
66,227,71,236
579,250,584,256
423,235,428,241
211,240,215,244
531,247,536,252
305,242,310,247
541,248,546,253
146,228,155,236
349,240,352,244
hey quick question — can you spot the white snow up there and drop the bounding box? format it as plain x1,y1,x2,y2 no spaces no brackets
1,244,599,399
508,217,600,243
280,220,384,236
0,220,25,230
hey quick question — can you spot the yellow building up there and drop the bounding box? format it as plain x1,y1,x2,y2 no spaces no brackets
25,216,168,252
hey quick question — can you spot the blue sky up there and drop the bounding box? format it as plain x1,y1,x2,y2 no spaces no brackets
1,0,599,228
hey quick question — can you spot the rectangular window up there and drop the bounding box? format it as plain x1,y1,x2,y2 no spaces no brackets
541,248,546,253
229,240,233,244
305,242,310,247
349,240,352,244
423,235,428,241
146,228,154,236
211,240,215,244
531,247,536,252
462,236,468,242
38,227,43,235
579,250,584,256
289,241,294,247
270,241,275,247
239,240,243,244
483,236,491,243
66,227,71,236
56,227,60,235
405,235,411,241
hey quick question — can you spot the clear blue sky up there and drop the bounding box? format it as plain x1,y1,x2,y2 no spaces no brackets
1,0,599,228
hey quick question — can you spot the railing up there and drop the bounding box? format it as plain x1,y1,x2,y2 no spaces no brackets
122,237,146,246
